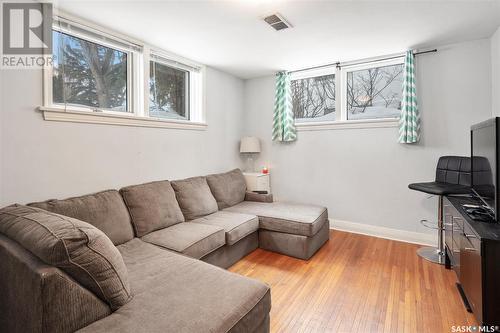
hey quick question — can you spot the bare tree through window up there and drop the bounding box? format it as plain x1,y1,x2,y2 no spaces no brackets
346,63,403,120
52,30,128,111
291,74,335,123
149,61,189,120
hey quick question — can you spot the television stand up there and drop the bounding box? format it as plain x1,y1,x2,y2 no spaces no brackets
444,195,500,326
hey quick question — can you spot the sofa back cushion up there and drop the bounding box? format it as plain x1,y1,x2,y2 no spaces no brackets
206,169,247,209
171,176,218,220
120,181,185,237
29,190,134,245
0,205,132,310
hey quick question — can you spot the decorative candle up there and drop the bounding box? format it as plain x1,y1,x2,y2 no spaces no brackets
262,167,269,174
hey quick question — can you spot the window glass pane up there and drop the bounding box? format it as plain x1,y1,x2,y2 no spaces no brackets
52,30,128,111
292,74,335,123
346,63,403,120
149,61,189,120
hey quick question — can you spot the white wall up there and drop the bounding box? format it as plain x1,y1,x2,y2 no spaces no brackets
492,26,500,116
243,39,492,238
0,67,244,206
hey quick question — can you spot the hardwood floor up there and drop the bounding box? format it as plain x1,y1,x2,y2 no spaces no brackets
229,230,477,333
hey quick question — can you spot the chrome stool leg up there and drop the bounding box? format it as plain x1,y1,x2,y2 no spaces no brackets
417,195,446,264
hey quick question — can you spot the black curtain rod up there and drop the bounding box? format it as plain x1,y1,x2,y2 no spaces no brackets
288,49,437,74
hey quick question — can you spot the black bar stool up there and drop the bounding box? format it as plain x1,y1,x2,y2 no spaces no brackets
408,156,471,264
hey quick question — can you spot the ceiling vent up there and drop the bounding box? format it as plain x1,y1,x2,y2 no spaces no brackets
263,13,292,31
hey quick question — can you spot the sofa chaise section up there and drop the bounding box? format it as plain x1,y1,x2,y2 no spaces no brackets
226,201,327,237
259,222,330,260
78,239,271,333
225,201,330,260
205,168,330,260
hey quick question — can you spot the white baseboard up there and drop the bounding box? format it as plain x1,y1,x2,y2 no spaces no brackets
329,218,436,246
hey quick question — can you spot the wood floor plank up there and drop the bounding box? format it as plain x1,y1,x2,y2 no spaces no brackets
229,230,477,333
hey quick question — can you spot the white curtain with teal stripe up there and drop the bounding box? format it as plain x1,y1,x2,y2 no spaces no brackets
272,71,297,142
398,50,420,143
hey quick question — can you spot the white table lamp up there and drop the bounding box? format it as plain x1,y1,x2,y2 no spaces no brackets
240,137,261,172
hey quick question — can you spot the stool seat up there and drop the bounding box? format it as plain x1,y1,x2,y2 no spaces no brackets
408,156,473,265
408,182,470,196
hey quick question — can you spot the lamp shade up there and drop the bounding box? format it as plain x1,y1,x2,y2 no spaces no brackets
240,137,261,153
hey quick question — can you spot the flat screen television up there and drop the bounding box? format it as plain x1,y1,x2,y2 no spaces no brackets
471,118,498,221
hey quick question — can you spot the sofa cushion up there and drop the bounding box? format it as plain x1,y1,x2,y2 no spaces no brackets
29,190,134,245
141,222,225,259
206,169,247,209
78,239,270,333
225,201,328,237
0,205,132,310
171,176,218,220
120,180,185,237
192,211,259,246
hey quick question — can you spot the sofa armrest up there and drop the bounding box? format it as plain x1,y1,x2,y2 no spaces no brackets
0,234,111,333
245,191,273,203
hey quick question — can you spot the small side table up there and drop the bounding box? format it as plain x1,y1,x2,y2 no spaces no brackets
243,172,271,194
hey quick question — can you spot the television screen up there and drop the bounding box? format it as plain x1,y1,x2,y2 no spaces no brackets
471,120,496,213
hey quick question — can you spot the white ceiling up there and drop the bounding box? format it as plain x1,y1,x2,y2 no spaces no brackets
56,0,500,79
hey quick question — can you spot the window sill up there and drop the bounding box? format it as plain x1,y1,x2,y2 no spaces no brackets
38,107,207,130
295,118,399,131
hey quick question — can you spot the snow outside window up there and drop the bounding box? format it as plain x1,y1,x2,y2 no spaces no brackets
291,57,404,126
345,61,403,121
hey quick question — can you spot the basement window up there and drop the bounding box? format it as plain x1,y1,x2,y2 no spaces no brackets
293,58,404,130
150,61,189,120
52,30,130,113
41,15,206,130
343,60,404,121
148,54,203,122
291,67,336,123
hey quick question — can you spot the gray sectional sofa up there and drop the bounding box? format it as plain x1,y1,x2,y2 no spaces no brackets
0,169,329,333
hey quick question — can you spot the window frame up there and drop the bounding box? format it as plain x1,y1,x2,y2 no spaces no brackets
149,59,191,121
41,11,206,130
46,16,141,116
340,57,404,123
290,66,339,124
146,49,205,123
294,57,404,131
